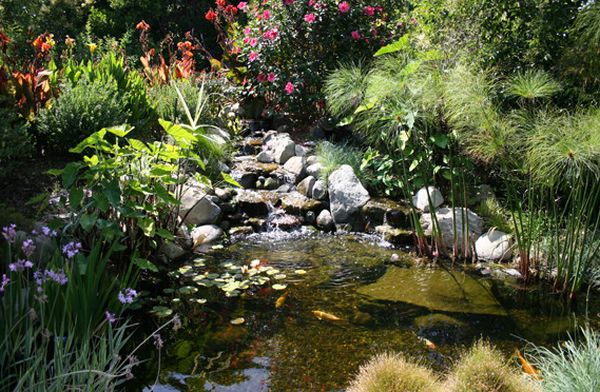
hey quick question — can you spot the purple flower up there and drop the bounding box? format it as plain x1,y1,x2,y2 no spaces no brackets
41,226,58,237
105,311,116,324
21,239,36,257
47,269,68,285
153,333,164,348
118,288,138,304
9,259,33,272
0,274,9,294
62,241,82,258
2,224,17,243
31,229,38,236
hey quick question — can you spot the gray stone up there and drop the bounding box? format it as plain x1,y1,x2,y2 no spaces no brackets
306,162,324,178
362,198,410,228
229,226,254,236
475,230,513,262
412,186,444,212
305,211,316,225
159,242,187,261
272,136,296,164
310,126,326,139
256,150,274,163
214,187,234,201
234,189,277,217
311,180,328,200
316,209,334,231
191,225,223,247
231,170,259,189
328,165,370,223
296,175,316,197
280,191,323,215
295,144,307,157
179,179,222,225
375,225,413,246
420,207,483,250
283,156,306,183
306,155,319,166
263,177,280,190
276,184,292,193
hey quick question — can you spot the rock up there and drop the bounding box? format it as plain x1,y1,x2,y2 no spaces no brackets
311,180,328,200
504,268,522,278
420,207,483,250
375,225,413,246
412,186,444,212
316,209,335,231
305,211,316,225
191,225,223,247
296,176,316,197
268,214,301,231
179,183,222,226
362,198,410,228
328,165,370,223
229,226,254,236
306,162,324,178
283,156,306,183
176,225,193,249
214,187,234,201
159,242,187,261
217,161,231,173
306,155,319,166
475,230,513,262
234,160,280,175
234,190,276,217
295,144,308,157
263,177,281,190
310,126,326,139
272,136,296,164
245,218,266,232
256,150,274,163
357,266,506,316
276,184,292,193
231,170,259,189
280,192,323,215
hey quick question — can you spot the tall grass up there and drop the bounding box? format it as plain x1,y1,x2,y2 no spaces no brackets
315,142,366,184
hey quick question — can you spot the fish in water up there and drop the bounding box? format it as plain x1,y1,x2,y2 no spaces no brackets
418,336,437,350
515,349,541,380
312,310,341,321
275,292,288,309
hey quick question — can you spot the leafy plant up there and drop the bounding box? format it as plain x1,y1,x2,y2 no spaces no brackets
315,142,365,184
0,105,33,170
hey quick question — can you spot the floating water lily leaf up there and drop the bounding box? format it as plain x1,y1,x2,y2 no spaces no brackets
230,317,245,325
192,298,207,304
172,298,181,303
212,244,224,250
192,275,205,282
266,269,280,276
274,274,286,280
178,286,198,295
193,259,206,266
223,262,233,268
272,284,287,290
225,290,240,297
294,269,307,275
178,266,192,274
151,306,173,318
163,288,175,294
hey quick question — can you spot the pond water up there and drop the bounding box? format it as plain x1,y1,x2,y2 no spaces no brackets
134,231,599,392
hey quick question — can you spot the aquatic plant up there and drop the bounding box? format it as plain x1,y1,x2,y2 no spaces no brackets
530,327,600,392
347,352,442,392
444,341,540,392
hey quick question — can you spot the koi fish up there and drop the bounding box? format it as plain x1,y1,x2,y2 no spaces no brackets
312,310,342,321
275,292,288,309
515,349,541,380
418,336,437,350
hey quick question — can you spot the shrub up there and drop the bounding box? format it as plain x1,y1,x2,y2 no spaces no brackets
37,76,130,153
530,327,600,392
315,141,365,184
444,341,540,392
347,352,441,392
230,0,405,121
0,106,33,169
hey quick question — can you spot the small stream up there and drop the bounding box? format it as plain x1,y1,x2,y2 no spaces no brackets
133,232,600,391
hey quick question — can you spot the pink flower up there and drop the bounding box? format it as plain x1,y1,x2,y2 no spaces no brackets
237,1,248,9
249,37,258,47
285,82,295,94
262,9,271,19
304,13,316,23
284,0,294,4
351,30,361,40
338,1,350,13
363,5,374,16
249,51,258,62
244,27,251,36
257,73,266,83
263,28,278,40
267,72,276,82
243,37,250,44
308,0,316,5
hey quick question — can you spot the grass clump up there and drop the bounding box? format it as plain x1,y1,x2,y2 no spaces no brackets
315,141,365,184
444,341,540,392
530,327,600,392
347,352,441,392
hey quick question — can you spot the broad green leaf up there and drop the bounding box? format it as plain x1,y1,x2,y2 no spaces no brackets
409,159,419,172
221,172,241,188
62,162,81,188
430,134,449,149
83,154,99,166
105,125,133,138
154,184,180,205
79,213,97,232
69,129,107,154
128,138,149,151
69,187,84,208
156,228,175,240
374,34,410,56
159,119,197,147
137,218,155,237
133,257,159,272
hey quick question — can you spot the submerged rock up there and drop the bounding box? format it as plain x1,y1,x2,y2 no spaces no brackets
234,190,277,217
412,186,444,212
375,225,413,246
357,266,506,316
362,198,410,228
328,165,370,224
475,230,513,262
420,207,483,250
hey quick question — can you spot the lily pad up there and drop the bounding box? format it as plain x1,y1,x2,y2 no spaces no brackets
192,298,207,304
274,274,287,280
272,284,287,291
357,266,507,316
179,286,198,295
294,269,307,275
230,317,245,325
151,306,173,318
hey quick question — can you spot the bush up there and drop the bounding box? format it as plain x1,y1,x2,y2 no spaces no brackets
37,76,130,153
347,352,441,392
444,341,539,392
315,141,365,184
0,106,33,169
231,0,405,121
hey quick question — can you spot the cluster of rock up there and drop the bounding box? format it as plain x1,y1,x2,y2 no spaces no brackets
161,130,513,265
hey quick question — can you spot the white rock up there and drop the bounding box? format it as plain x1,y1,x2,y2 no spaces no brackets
475,230,513,261
271,136,296,164
316,209,334,230
295,144,308,157
412,186,444,212
306,155,319,166
328,165,370,223
306,162,324,178
191,225,223,247
311,180,328,200
420,207,483,250
296,175,316,197
283,156,306,182
256,150,274,163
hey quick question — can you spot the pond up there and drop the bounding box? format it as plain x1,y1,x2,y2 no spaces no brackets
134,231,599,391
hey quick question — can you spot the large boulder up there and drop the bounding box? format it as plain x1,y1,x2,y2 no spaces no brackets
475,230,513,262
271,136,296,164
283,156,306,183
296,175,316,197
328,165,370,223
412,186,444,212
420,207,483,249
362,198,411,228
179,179,221,225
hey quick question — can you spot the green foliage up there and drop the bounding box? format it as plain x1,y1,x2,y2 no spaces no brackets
315,142,365,184
347,352,442,392
0,106,33,169
475,195,512,234
506,70,561,103
37,76,131,153
324,63,370,119
530,327,600,392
